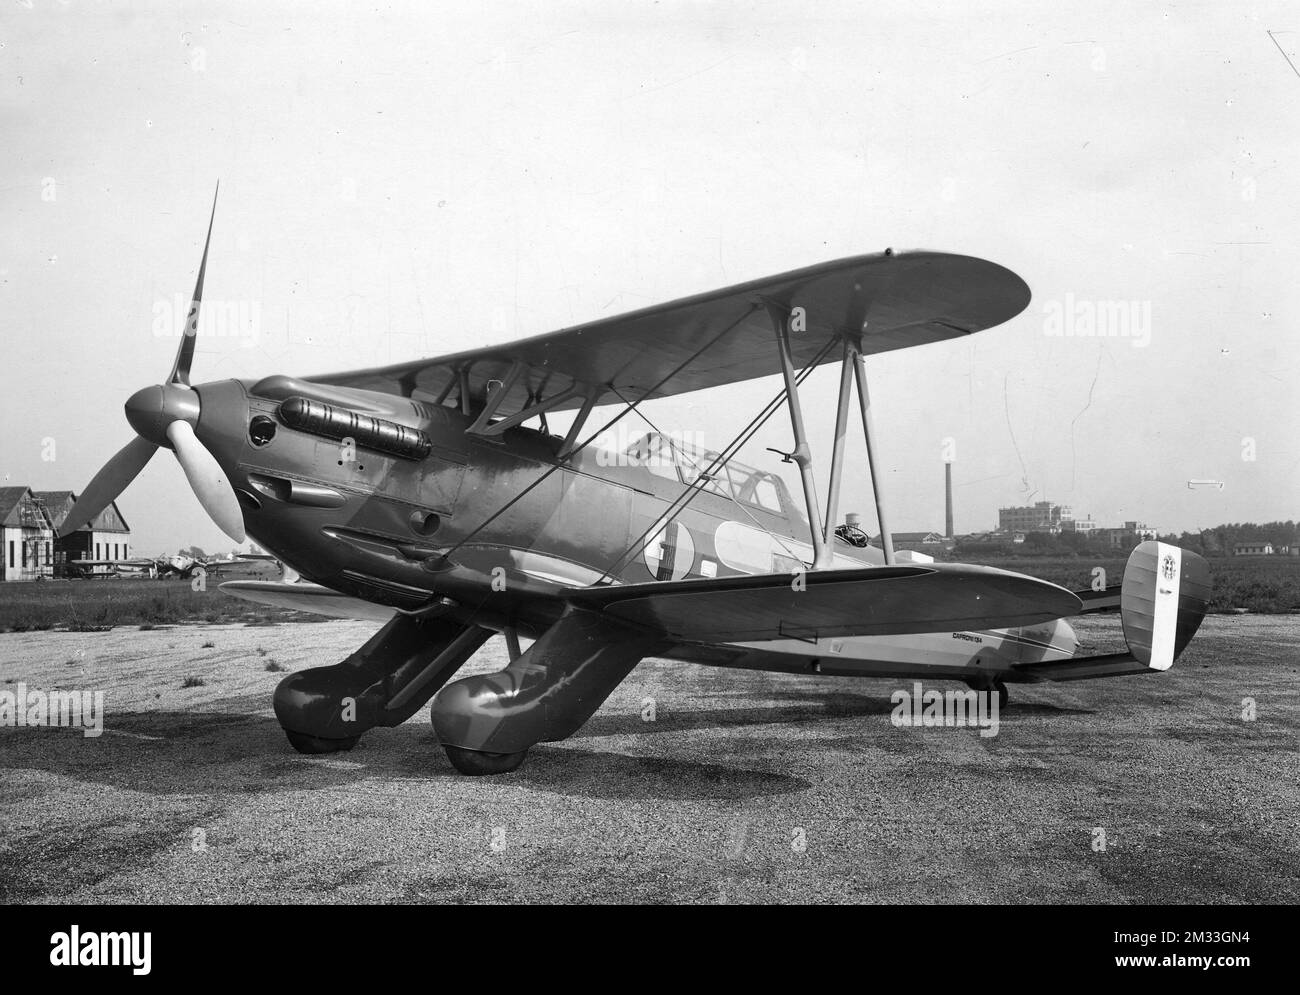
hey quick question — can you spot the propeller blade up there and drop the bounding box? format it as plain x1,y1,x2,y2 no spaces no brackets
59,436,158,537
165,419,246,542
167,181,219,387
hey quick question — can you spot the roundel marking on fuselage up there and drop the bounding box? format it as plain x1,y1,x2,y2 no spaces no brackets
643,520,696,581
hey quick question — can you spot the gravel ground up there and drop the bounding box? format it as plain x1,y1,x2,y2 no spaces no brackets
0,614,1296,904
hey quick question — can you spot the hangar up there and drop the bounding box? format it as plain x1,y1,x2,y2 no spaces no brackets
0,487,131,580
36,490,132,577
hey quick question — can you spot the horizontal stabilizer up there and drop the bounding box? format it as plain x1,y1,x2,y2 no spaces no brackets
1014,651,1151,682
568,563,1081,642
1073,587,1121,614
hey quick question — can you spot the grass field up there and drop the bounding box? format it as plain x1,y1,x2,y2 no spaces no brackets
0,577,322,632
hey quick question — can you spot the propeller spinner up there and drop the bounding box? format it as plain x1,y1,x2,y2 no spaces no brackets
59,184,246,543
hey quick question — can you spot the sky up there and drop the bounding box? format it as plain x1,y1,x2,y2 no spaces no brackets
2,1,1297,555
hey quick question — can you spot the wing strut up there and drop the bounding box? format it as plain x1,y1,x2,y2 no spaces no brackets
852,344,895,565
763,300,832,569
760,300,897,568
822,339,855,550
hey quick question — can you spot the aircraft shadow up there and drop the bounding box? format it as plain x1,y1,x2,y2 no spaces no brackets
1000,701,1095,716
572,690,896,739
387,735,810,800
0,687,1086,801
572,690,1092,739
0,701,809,801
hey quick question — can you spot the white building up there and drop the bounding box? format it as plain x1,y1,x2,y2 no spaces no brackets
1233,542,1275,556
0,486,54,582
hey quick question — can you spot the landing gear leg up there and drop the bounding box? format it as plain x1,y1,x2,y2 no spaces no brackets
966,674,1010,711
432,607,668,775
275,613,491,754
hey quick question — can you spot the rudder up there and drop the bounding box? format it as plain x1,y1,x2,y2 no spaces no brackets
1120,541,1211,671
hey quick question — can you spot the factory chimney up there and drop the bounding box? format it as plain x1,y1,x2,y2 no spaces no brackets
944,461,954,539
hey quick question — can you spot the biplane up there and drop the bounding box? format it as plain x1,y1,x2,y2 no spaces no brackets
59,190,1210,774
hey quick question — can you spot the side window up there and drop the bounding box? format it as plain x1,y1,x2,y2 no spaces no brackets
697,465,736,500
636,436,684,485
646,462,683,484
749,475,783,513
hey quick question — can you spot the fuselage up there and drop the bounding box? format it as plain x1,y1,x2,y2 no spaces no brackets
191,374,1078,680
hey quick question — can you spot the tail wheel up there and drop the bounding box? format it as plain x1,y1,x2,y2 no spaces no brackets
284,730,360,755
444,745,527,776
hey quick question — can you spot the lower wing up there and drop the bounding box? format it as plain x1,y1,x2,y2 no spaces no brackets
220,580,397,622
567,563,1082,642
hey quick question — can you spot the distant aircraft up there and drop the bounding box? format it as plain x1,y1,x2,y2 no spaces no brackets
70,551,243,580
59,189,1211,774
67,556,159,579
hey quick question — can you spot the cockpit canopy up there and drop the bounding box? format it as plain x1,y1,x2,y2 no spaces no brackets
624,432,797,518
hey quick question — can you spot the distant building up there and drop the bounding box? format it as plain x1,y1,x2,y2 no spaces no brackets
35,491,131,577
881,531,954,554
0,486,54,582
1061,517,1099,533
1099,521,1158,549
998,501,1073,534
1234,541,1275,556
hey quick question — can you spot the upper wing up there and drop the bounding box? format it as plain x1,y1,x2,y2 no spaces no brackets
566,563,1081,642
306,250,1030,415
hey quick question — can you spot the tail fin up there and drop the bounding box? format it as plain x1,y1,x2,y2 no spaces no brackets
1016,541,1210,682
1119,541,1211,671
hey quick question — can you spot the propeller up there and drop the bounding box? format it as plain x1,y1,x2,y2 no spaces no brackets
60,183,246,544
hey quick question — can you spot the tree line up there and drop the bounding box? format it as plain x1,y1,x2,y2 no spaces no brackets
954,521,1298,558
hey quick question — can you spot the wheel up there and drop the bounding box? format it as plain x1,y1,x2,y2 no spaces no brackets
284,730,360,755
995,682,1009,710
444,744,527,776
